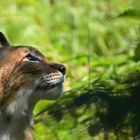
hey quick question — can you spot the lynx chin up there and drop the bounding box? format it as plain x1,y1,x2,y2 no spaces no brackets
0,32,66,140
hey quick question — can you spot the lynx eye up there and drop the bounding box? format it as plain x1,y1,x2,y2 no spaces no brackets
25,54,39,62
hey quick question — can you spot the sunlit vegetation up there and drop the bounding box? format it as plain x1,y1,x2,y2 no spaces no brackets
0,0,140,139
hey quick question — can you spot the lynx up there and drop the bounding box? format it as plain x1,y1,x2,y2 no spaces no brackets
0,32,66,140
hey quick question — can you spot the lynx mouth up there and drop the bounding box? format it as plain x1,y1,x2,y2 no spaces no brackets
36,79,64,90
35,72,64,91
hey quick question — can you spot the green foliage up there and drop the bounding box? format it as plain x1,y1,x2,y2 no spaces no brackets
0,0,140,140
117,8,140,19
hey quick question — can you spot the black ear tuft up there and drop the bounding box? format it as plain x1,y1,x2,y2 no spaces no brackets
0,32,10,48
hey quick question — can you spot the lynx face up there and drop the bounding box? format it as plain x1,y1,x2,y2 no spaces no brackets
0,32,66,116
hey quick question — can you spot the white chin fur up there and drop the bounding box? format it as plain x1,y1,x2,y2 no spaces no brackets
40,84,64,100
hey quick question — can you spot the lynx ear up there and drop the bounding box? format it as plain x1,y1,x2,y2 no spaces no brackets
0,32,10,48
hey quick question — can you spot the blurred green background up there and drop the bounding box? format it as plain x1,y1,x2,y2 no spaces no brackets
0,0,140,140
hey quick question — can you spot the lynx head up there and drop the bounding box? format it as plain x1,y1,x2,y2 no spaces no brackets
0,32,66,115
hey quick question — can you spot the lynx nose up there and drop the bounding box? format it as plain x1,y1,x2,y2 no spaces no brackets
59,65,66,75
51,63,66,75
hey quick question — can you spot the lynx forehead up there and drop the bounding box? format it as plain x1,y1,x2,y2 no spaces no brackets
0,32,66,140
